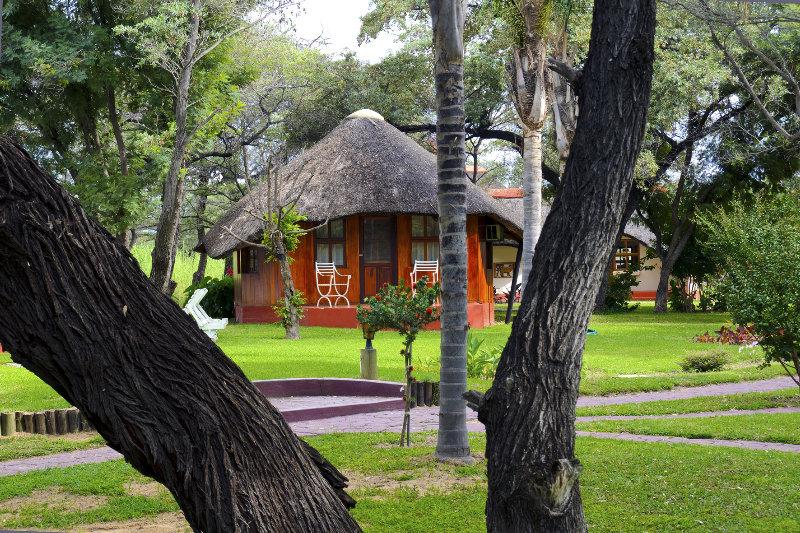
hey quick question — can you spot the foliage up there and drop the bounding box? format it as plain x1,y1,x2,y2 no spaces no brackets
272,291,306,330
356,280,441,341
698,280,727,312
679,350,728,373
605,267,641,312
185,276,234,319
466,333,502,380
695,324,759,346
263,207,307,262
700,193,800,386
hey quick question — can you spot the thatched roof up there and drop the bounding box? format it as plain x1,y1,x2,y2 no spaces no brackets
200,110,521,259
488,191,656,248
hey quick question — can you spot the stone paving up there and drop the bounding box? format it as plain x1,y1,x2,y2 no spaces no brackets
2,376,799,477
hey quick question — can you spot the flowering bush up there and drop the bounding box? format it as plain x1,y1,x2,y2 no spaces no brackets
356,278,440,446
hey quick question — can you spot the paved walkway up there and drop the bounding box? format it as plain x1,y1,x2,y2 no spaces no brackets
2,377,798,477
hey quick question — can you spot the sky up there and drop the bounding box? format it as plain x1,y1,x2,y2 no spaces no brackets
291,0,400,63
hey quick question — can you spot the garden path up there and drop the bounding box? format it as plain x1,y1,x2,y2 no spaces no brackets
2,376,798,477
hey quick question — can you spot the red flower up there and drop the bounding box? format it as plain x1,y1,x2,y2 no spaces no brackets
375,295,382,301
425,307,433,315
408,366,414,372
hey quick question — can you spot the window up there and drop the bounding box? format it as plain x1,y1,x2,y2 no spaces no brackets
411,215,439,262
241,247,259,274
315,218,346,266
613,237,640,272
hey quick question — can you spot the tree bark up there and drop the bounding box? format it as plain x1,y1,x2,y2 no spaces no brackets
473,1,656,529
150,1,200,295
0,138,360,532
429,0,471,463
192,175,210,285
276,240,301,340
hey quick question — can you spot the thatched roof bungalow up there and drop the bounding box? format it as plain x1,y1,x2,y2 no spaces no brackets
200,110,521,327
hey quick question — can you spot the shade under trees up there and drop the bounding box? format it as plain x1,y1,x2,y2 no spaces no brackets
0,138,360,532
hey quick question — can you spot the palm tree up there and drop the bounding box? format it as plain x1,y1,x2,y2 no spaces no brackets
429,0,472,463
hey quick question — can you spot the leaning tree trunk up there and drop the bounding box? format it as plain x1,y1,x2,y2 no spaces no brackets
654,224,694,313
470,1,656,530
0,138,360,532
150,1,199,295
192,176,210,286
429,0,471,463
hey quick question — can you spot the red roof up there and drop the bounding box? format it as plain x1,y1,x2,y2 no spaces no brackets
488,188,524,199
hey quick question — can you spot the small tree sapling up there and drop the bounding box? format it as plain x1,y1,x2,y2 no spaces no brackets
356,279,441,446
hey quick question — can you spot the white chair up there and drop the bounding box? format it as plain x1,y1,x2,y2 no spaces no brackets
184,288,228,341
410,260,439,294
315,262,351,306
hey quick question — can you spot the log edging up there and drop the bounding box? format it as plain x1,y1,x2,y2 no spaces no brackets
0,408,92,436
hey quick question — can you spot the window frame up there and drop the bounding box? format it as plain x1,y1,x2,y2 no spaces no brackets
240,247,260,274
411,215,440,262
314,218,347,267
612,236,640,272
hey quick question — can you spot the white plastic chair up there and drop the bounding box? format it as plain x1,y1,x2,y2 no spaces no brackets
184,288,228,341
315,262,351,306
410,260,439,294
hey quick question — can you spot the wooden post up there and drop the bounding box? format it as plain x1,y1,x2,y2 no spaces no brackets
55,409,68,435
505,245,523,324
359,348,378,380
15,412,22,432
424,381,434,406
33,412,46,434
44,410,56,434
22,413,33,433
67,409,81,433
0,412,15,436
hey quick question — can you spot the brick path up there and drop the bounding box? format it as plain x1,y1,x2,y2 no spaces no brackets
2,376,799,477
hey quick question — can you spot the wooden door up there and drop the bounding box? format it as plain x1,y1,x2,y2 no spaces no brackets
361,216,397,299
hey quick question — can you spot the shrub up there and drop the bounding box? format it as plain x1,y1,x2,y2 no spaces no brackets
698,280,727,312
605,267,640,312
466,333,502,379
668,278,695,312
272,291,306,330
184,276,234,319
700,193,800,387
679,350,728,372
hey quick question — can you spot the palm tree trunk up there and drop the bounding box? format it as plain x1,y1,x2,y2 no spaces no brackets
472,1,657,529
429,0,471,463
520,127,543,293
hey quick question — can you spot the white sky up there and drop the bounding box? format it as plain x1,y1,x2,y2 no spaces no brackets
292,0,400,63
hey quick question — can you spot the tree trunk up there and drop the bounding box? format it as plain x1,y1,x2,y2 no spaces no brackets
429,0,471,463
276,240,301,340
520,127,543,294
106,85,133,249
192,176,209,285
654,223,695,313
0,138,360,532
595,187,643,311
654,256,672,312
472,1,656,529
150,2,199,295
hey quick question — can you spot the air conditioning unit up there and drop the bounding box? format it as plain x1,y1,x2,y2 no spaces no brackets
484,224,504,241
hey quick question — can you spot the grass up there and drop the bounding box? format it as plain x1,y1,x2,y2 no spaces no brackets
130,242,225,306
1,433,799,531
576,388,800,417
1,304,787,412
577,412,800,445
0,434,106,462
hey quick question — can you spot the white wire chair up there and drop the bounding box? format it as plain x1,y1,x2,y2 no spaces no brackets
410,260,439,294
315,262,351,306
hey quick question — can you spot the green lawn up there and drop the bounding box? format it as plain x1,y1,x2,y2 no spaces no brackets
1,305,785,412
1,433,799,532
0,433,106,462
578,412,800,445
